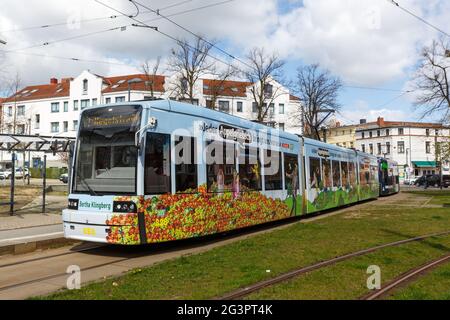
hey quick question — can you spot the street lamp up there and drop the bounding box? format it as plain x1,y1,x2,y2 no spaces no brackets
127,78,143,102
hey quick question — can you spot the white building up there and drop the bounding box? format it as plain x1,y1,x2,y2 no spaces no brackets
355,117,450,179
0,70,301,169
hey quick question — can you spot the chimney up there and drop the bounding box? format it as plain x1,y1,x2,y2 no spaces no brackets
377,117,385,126
360,119,367,124
50,78,58,85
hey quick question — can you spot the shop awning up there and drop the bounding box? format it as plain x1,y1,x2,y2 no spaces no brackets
412,161,437,168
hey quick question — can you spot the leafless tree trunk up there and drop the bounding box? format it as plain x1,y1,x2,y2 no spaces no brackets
293,64,342,140
413,38,450,123
243,47,286,124
8,72,22,134
167,38,215,104
141,56,161,98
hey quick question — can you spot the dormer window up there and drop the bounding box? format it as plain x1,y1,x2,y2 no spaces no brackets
83,79,88,94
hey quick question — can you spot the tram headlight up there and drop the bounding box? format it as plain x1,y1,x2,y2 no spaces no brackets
113,201,137,213
68,199,79,210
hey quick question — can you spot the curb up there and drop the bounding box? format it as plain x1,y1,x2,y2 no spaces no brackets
0,237,78,256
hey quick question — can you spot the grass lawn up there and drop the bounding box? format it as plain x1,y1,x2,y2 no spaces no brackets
40,191,450,300
387,261,450,300
403,189,450,205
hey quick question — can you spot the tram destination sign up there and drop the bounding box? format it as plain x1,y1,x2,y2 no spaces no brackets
81,106,142,130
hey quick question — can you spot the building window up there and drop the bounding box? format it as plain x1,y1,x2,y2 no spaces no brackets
64,101,68,112
386,142,391,154
369,131,373,138
264,84,273,97
377,130,380,137
73,120,78,131
361,132,365,139
278,123,285,131
63,121,68,132
397,141,405,154
279,103,285,114
105,97,111,104
51,102,60,113
92,98,98,106
115,96,125,103
73,100,79,111
80,99,89,110
51,122,59,133
17,105,25,116
218,100,230,112
252,102,258,113
435,129,439,136
8,106,13,117
17,125,25,134
269,103,275,115
377,143,382,155
361,144,365,153
425,141,431,154
398,128,404,135
35,114,40,129
426,129,430,136
236,101,243,113
83,79,88,94
369,144,373,154
386,129,390,136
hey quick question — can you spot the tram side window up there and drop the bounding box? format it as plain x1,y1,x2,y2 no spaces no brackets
238,146,261,191
348,162,356,186
322,159,332,190
264,150,282,190
309,157,321,189
360,162,370,186
145,133,171,194
175,136,198,192
341,161,349,188
206,140,235,193
332,160,341,188
284,154,299,193
370,165,378,185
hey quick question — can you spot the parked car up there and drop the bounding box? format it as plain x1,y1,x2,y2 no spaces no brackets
0,168,29,180
59,173,69,184
403,177,417,185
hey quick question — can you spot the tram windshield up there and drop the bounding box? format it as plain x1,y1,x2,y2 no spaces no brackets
73,105,142,195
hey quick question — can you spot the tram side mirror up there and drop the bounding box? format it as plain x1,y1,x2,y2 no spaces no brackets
135,117,158,148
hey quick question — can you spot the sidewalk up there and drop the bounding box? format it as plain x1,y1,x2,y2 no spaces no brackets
0,212,62,231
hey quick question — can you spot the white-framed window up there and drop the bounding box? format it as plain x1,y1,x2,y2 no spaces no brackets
278,123,285,131
63,121,68,132
218,100,230,112
51,102,60,113
115,96,125,103
105,97,111,104
83,79,88,94
73,120,78,131
80,99,89,110
17,105,25,116
73,100,79,111
397,141,405,153
51,122,59,133
92,98,98,106
425,141,431,154
279,103,285,114
63,101,69,112
35,114,40,129
269,103,275,115
236,101,243,112
17,124,25,134
8,106,13,117
252,102,258,113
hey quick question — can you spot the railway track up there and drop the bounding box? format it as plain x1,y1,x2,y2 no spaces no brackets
217,230,450,300
361,253,450,300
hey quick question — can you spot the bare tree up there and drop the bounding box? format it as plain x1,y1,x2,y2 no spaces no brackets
294,64,342,140
204,65,237,109
141,56,161,98
167,38,215,104
243,47,286,124
6,72,22,134
413,38,450,123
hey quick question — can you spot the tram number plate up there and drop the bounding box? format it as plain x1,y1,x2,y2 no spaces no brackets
83,228,96,236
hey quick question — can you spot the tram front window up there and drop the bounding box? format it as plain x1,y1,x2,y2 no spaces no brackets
73,105,142,195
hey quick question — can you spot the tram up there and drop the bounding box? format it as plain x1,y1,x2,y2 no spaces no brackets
63,100,397,245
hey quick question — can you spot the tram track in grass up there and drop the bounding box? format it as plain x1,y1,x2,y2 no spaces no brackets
216,230,450,300
360,253,450,300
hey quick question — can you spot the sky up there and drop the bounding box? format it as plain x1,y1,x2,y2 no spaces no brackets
0,0,449,125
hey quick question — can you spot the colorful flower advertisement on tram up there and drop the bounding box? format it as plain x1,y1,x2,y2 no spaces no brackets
304,141,359,213
357,155,380,200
